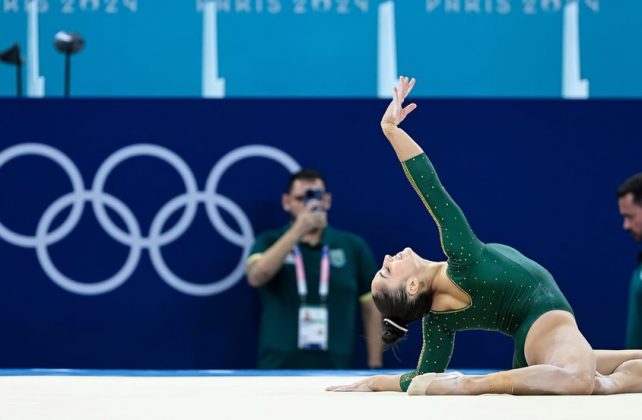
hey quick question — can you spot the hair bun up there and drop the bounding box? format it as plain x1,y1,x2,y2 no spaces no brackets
381,318,408,345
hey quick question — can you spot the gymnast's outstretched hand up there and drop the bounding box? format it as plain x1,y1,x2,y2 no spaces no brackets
379,76,423,161
326,374,402,392
326,376,376,392
381,76,417,128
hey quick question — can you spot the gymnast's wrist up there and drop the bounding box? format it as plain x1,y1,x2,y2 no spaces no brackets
370,374,401,392
368,375,384,391
380,121,398,135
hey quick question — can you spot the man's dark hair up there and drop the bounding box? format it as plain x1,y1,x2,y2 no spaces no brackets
617,173,642,206
373,288,433,346
287,168,326,192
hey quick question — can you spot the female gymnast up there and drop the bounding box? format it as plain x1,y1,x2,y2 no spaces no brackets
327,76,642,395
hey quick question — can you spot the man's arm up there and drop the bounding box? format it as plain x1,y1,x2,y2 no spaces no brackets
360,296,383,369
246,226,303,287
246,201,326,287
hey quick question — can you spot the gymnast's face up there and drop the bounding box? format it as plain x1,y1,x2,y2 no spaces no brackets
619,193,642,241
371,247,420,295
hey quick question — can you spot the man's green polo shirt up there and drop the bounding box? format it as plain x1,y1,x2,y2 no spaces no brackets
247,225,377,369
626,256,642,348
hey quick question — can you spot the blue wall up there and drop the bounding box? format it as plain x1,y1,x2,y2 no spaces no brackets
0,98,640,370
1,1,642,97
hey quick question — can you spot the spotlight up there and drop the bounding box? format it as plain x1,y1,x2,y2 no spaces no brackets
54,31,84,97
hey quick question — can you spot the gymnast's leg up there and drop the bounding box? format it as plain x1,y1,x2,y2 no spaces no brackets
410,311,596,395
593,349,642,374
592,349,642,394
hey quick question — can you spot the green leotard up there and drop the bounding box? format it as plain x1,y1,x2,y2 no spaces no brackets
399,153,573,392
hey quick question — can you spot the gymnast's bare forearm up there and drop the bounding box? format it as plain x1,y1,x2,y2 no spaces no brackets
381,124,423,162
371,374,403,391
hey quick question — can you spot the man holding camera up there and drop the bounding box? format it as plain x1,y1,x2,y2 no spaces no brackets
246,168,383,369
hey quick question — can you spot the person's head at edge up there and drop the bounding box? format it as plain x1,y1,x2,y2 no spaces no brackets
618,173,642,242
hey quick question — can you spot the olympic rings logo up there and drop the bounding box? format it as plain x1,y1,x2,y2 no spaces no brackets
0,143,300,296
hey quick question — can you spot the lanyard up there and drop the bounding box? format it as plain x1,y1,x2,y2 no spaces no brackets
292,245,330,303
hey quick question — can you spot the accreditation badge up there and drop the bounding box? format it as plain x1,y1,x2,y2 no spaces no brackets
297,305,328,351
329,249,346,268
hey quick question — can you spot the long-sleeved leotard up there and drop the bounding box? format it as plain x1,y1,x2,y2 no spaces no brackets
399,153,573,392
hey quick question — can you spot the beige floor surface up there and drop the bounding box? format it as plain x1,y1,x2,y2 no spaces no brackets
0,375,640,420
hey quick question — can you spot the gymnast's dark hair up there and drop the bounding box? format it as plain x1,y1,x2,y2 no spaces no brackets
373,286,432,346
618,173,642,206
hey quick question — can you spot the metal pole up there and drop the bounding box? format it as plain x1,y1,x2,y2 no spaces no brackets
562,0,589,99
202,0,225,98
65,52,71,97
377,1,397,99
26,0,45,97
17,61,23,97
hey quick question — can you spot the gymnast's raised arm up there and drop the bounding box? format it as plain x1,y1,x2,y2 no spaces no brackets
379,77,422,161
381,76,483,265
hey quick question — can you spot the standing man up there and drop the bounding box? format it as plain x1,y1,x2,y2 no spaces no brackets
617,173,642,348
246,168,383,369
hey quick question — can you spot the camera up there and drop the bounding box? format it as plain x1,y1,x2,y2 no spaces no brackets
304,189,324,212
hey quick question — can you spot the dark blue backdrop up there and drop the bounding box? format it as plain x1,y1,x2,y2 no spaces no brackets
0,99,640,370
